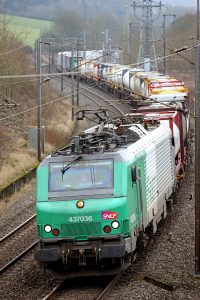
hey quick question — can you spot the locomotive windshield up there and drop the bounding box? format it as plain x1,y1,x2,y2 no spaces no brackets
49,159,113,192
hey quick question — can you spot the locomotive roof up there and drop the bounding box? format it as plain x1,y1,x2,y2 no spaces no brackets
51,120,162,158
50,107,183,159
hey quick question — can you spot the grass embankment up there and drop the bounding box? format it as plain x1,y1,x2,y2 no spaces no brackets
0,87,75,191
3,14,52,47
0,149,38,190
0,180,35,215
0,14,75,192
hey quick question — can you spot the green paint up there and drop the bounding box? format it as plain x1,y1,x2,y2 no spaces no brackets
36,165,48,202
37,197,128,240
36,150,148,242
114,161,127,196
1,14,52,47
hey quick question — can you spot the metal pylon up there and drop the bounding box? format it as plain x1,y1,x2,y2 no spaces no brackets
132,0,162,71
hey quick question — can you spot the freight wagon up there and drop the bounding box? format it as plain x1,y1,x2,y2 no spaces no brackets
57,51,189,106
79,62,189,105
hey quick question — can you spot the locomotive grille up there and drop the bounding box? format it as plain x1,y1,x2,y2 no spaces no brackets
61,222,101,237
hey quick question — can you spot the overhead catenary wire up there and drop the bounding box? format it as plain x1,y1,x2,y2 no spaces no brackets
0,38,38,56
0,64,184,124
46,72,177,113
0,85,63,105
0,80,103,122
0,123,29,133
0,40,192,124
0,43,191,151
0,76,185,142
0,77,112,124
0,78,37,87
0,136,18,143
0,41,198,80
53,75,133,108
0,88,182,146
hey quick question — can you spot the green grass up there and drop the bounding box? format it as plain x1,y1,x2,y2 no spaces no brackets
2,14,53,47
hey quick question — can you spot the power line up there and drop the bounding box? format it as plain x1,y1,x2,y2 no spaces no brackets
0,38,37,56
0,42,197,80
0,81,101,122
0,73,186,142
0,60,188,124
133,43,197,68
0,71,81,79
0,43,194,123
0,78,37,87
0,123,28,133
0,136,19,143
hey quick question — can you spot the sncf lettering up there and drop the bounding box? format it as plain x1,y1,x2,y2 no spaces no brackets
102,211,118,220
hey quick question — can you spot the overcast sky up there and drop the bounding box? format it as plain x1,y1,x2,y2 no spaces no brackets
162,0,196,7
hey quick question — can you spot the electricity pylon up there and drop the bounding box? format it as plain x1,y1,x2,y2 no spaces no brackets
132,0,162,71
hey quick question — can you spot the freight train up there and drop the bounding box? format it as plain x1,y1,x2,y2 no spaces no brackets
34,103,190,276
57,52,189,106
57,49,122,72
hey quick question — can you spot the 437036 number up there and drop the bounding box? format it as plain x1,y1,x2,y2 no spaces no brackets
68,216,93,222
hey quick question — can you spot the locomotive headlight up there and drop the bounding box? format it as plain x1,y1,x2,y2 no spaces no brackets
44,225,52,233
76,201,85,208
111,221,119,229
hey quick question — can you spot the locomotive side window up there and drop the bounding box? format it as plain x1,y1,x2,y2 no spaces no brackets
49,159,113,192
131,167,137,183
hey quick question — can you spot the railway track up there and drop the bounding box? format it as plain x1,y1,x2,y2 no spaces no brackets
41,270,127,300
42,278,67,300
0,214,37,275
52,72,132,116
81,87,125,116
0,240,38,275
96,270,126,300
1,67,129,201
0,214,36,243
0,82,198,299
0,168,193,300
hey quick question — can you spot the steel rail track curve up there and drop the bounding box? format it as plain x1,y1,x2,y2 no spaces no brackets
41,269,127,300
0,214,36,243
82,89,125,116
96,270,127,300
54,75,129,115
0,240,38,275
42,278,67,300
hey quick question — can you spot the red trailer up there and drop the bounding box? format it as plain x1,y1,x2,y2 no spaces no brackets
128,105,190,181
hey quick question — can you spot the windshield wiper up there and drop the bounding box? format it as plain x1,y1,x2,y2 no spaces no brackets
61,155,82,176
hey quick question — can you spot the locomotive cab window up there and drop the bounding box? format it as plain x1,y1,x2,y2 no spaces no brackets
48,159,114,194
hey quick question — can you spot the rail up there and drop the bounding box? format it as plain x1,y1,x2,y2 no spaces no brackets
0,214,36,243
0,240,38,275
42,278,67,300
96,270,126,300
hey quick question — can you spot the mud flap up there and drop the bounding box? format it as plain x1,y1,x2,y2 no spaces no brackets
34,248,61,262
100,245,125,258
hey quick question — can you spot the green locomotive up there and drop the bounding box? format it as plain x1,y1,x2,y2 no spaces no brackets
35,110,176,275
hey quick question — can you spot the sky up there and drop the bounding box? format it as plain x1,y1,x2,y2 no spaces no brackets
162,0,196,7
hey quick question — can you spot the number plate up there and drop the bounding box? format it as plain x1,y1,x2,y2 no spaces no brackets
68,216,93,222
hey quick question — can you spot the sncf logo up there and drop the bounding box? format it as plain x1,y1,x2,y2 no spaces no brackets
102,211,118,220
